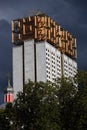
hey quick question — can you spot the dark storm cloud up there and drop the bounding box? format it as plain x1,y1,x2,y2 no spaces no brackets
64,0,87,24
0,0,87,103
64,0,87,6
55,0,87,70
0,20,12,104
0,0,64,104
0,0,55,20
0,0,77,23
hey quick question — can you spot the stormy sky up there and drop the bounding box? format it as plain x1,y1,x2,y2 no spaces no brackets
0,0,87,104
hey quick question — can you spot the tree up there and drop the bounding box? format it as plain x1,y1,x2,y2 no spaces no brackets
11,81,61,130
55,77,77,130
10,78,77,130
4,71,87,130
0,108,10,130
5,103,16,130
71,71,87,130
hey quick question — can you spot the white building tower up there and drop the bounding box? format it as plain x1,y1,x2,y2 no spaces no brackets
12,13,77,98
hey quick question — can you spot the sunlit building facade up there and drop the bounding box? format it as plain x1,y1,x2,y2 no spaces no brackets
12,13,77,98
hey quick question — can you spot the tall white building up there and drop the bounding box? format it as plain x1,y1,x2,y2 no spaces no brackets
12,13,77,98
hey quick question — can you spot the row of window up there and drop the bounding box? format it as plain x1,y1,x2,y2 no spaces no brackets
46,50,61,59
64,73,68,77
46,69,61,78
46,68,61,74
64,71,77,76
46,63,76,76
47,74,60,80
46,48,56,56
64,71,73,76
64,64,77,71
46,64,61,71
46,59,61,65
46,57,61,65
64,61,77,70
46,55,61,61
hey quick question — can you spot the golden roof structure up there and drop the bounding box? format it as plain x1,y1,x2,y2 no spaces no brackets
12,13,77,58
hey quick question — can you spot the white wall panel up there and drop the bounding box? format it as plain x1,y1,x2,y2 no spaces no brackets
36,42,46,82
13,45,23,98
24,40,35,83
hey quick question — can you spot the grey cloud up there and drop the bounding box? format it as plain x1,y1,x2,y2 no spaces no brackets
0,0,87,104
64,0,87,6
0,0,65,21
0,20,12,103
63,0,87,25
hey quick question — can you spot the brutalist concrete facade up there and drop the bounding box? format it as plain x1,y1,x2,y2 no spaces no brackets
12,13,77,98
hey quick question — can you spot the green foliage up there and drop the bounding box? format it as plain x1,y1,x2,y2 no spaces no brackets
13,81,61,130
77,70,87,88
0,108,10,130
1,71,87,130
71,71,87,130
54,78,77,130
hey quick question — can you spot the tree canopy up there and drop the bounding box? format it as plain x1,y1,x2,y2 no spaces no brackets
0,71,87,130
